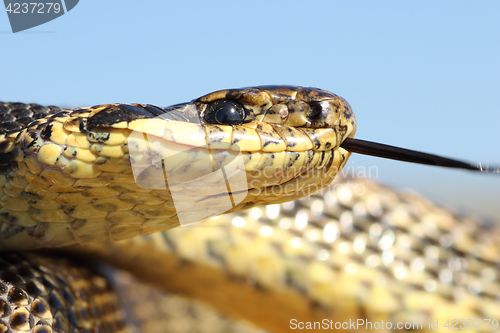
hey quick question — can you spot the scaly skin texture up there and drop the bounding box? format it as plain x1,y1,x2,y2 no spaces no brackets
0,87,498,333
85,176,500,333
0,86,355,250
0,252,129,333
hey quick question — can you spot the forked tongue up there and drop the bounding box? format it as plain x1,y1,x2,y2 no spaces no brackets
341,138,500,173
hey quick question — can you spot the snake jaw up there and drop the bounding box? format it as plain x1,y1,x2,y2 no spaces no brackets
179,86,357,211
0,86,357,249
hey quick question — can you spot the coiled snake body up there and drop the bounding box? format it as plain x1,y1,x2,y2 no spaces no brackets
0,86,498,333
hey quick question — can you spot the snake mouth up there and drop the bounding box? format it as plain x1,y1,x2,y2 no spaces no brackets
2,88,355,236
125,86,358,222
7,86,357,228
127,119,353,224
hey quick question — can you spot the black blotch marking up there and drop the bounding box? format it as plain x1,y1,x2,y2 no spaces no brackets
309,135,321,149
285,128,298,147
88,104,164,129
0,212,18,224
338,124,348,139
262,140,273,148
23,132,41,151
26,120,42,129
14,131,23,143
257,85,300,103
31,300,49,317
304,150,315,167
0,224,28,240
69,109,90,115
63,118,79,129
118,104,157,120
94,157,109,165
344,108,352,119
35,122,48,132
8,287,28,304
25,190,43,200
94,203,118,211
91,145,102,154
9,310,30,329
63,206,76,214
48,111,70,120
78,118,89,133
285,153,300,169
318,151,326,165
40,123,53,141
324,152,334,170
209,126,225,143
306,88,335,101
88,131,110,143
64,147,78,157
325,142,332,149
87,106,127,128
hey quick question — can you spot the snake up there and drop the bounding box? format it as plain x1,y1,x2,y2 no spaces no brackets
0,86,498,333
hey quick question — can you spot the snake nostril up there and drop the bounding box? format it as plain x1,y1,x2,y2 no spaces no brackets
306,102,323,122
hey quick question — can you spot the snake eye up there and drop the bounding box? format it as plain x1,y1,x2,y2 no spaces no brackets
203,100,246,125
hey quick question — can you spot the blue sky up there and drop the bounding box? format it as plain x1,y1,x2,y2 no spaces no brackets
1,1,499,220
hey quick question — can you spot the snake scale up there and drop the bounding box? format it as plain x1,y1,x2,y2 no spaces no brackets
0,86,498,333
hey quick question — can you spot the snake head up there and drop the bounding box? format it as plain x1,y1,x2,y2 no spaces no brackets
148,86,359,218
110,86,358,226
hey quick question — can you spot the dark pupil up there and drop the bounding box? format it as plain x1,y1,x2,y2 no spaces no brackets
204,100,245,125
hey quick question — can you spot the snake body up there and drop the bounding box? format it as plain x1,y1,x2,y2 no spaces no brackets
0,86,498,333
